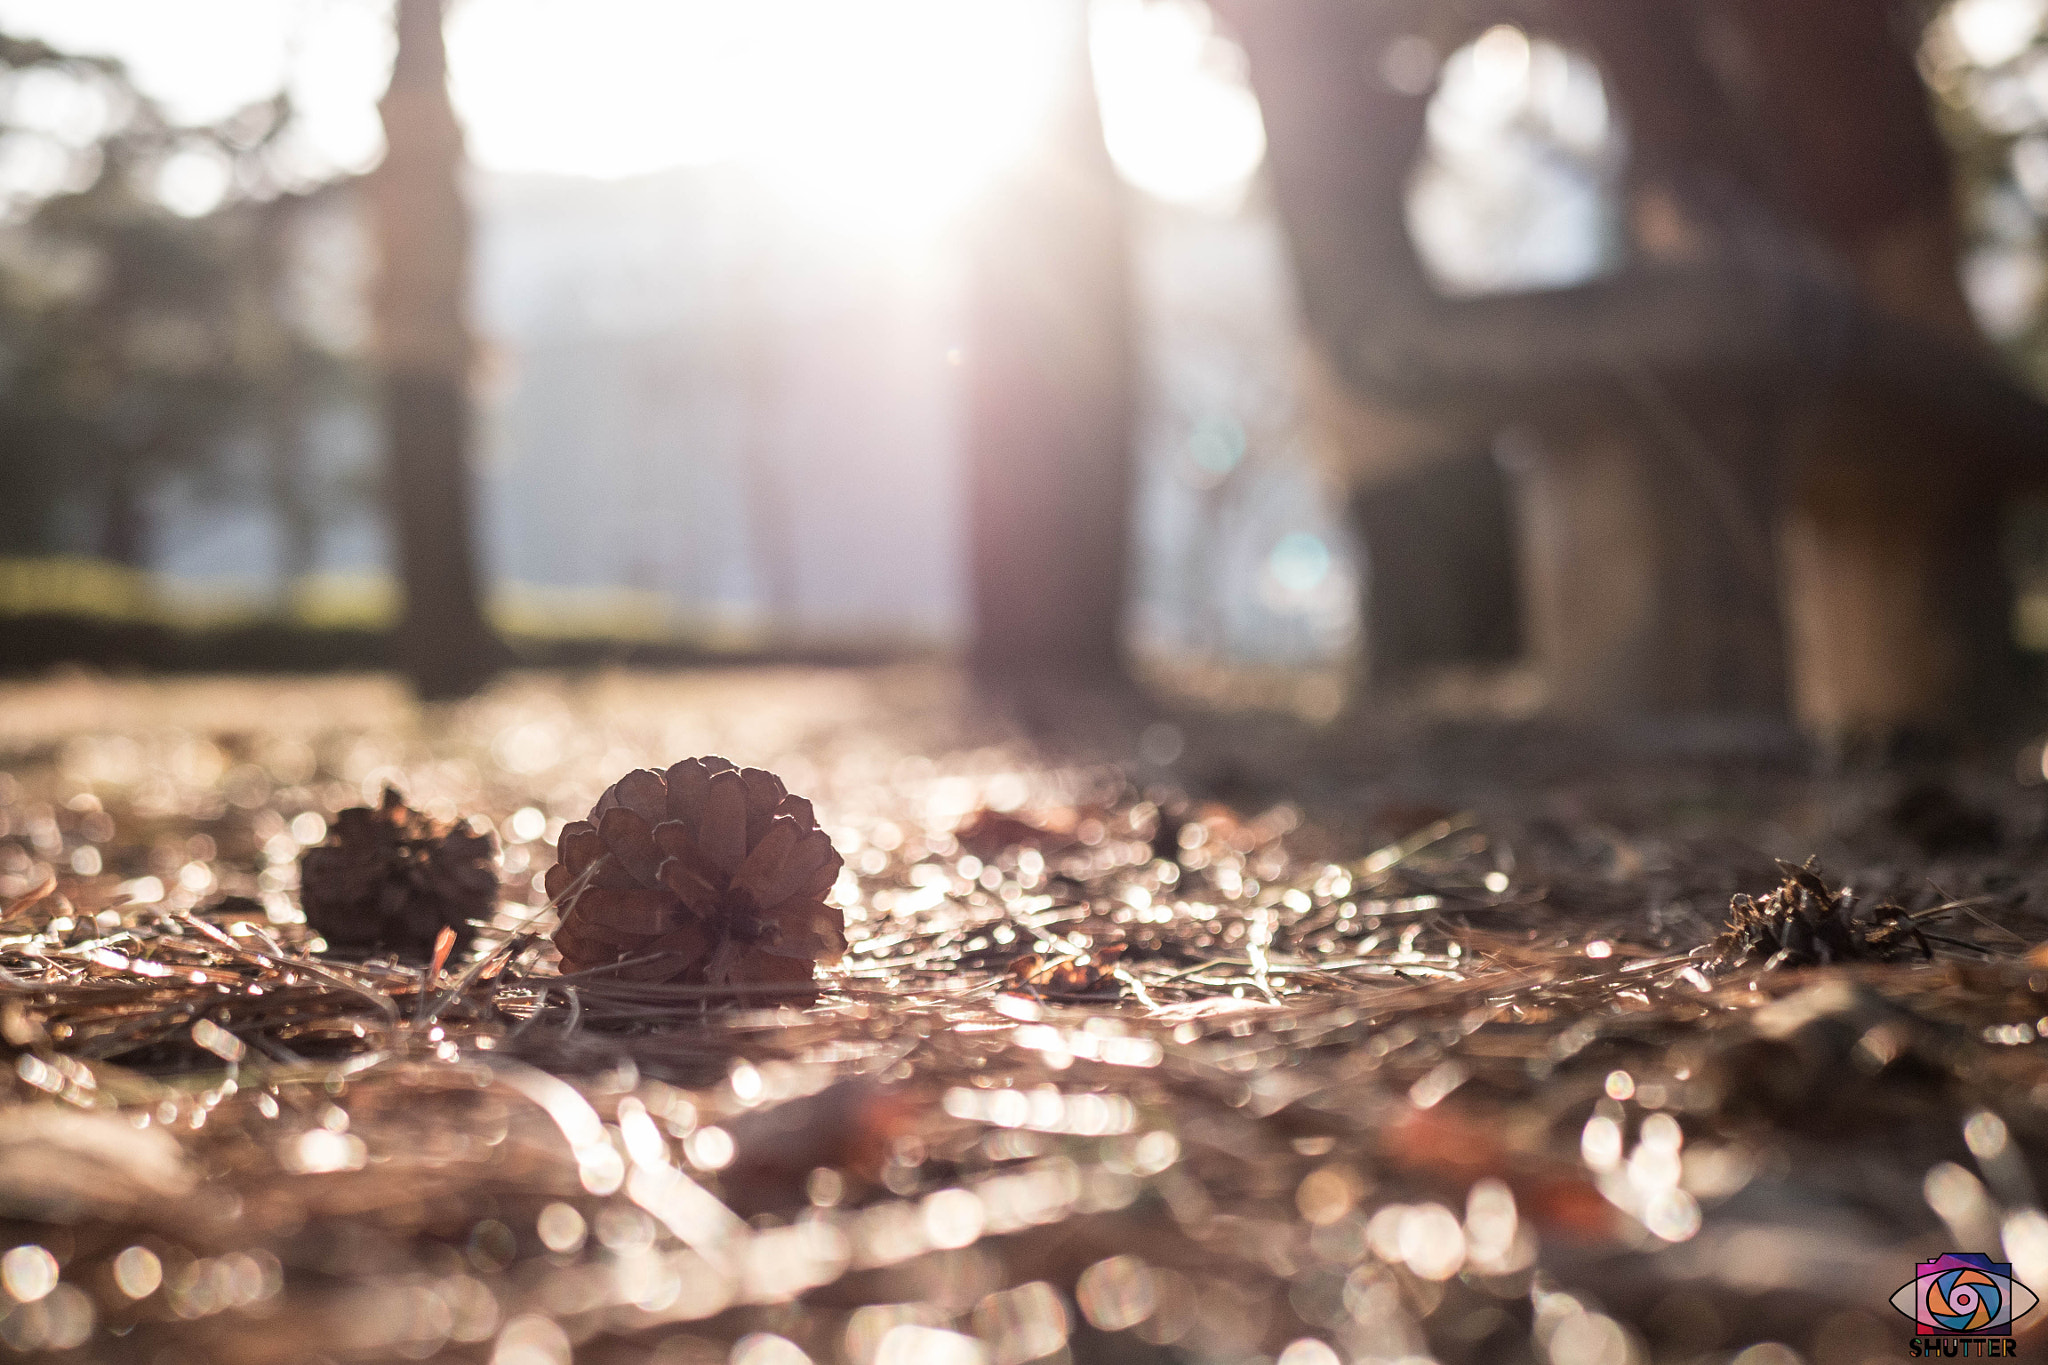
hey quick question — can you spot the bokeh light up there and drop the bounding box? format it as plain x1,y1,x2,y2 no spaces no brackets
1407,23,1623,295
1092,0,1266,210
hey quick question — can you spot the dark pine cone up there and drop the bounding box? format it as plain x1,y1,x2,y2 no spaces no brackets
300,787,497,959
544,757,844,995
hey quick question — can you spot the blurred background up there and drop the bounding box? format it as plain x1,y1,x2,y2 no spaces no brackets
2,0,2046,733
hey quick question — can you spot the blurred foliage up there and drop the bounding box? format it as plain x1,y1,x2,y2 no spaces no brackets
1925,0,2048,632
1926,0,2048,383
0,31,362,566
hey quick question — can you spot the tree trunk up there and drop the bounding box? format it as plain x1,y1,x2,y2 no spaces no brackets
964,5,1136,679
370,0,500,699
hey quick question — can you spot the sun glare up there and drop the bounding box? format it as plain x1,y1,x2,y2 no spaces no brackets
451,0,1267,231
0,0,1272,237
447,0,1071,236
1092,0,1265,211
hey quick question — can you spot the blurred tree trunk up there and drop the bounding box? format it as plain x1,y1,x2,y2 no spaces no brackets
99,460,148,569
1298,348,1524,688
267,368,315,592
1573,0,2004,733
1347,454,1521,678
92,229,153,573
370,0,500,698
252,197,318,608
1697,0,2016,737
737,240,798,626
964,6,1135,679
1220,0,2043,735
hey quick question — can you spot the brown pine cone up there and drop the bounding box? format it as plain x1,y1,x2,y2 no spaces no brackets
544,757,844,994
300,787,497,959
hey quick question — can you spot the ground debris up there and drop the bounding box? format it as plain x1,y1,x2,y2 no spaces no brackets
1004,943,1125,998
4,670,2048,1363
1886,779,2001,856
1704,859,1935,972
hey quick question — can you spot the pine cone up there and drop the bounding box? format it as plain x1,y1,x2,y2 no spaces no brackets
544,757,844,994
300,787,497,959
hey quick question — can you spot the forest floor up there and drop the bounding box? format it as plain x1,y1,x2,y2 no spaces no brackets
2,664,2046,1365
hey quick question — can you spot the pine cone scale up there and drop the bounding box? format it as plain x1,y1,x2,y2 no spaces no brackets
656,851,723,914
596,806,664,884
700,769,750,874
575,887,675,934
616,768,670,822
741,767,787,845
758,898,845,961
557,822,600,866
589,855,640,890
798,852,839,902
731,816,802,907
553,912,637,967
660,756,719,825
542,861,570,904
748,827,831,910
787,831,839,901
651,823,729,906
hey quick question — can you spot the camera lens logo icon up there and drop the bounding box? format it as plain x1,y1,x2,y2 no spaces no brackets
1890,1253,2039,1335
